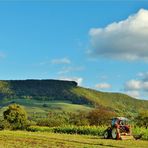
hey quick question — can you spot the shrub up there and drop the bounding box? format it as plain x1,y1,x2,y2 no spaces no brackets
36,112,69,127
132,126,148,140
27,126,53,132
68,111,89,126
87,109,116,126
134,110,148,128
3,104,28,130
0,119,11,130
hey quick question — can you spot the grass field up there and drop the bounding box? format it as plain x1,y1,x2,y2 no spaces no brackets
0,99,92,114
0,131,147,148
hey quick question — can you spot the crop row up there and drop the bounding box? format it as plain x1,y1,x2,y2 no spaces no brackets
27,125,106,136
53,126,106,136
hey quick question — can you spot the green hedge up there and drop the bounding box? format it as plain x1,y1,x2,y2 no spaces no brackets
27,125,106,136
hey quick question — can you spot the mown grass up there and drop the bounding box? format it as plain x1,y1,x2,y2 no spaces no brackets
0,130,148,148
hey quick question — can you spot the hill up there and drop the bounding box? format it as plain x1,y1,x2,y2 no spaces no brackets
0,79,148,117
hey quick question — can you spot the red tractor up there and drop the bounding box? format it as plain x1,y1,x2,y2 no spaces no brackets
104,117,134,140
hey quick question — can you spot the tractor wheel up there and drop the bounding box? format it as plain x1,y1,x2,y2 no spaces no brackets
111,128,120,139
104,130,109,139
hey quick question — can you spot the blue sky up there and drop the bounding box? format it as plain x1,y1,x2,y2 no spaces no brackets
0,1,148,100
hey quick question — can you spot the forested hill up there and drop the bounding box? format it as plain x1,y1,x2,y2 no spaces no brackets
0,79,90,104
0,80,78,102
0,79,148,115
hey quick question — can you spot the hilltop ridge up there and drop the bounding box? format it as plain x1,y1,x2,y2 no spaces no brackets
0,79,148,116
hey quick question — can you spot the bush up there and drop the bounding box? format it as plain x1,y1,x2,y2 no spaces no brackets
36,111,69,127
0,119,11,130
87,109,116,126
36,118,65,127
3,104,28,130
132,126,148,140
134,110,148,128
27,126,53,132
68,111,89,126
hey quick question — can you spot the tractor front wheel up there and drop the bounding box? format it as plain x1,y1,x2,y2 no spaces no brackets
104,130,109,139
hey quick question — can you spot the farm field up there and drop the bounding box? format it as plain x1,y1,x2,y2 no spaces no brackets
0,131,147,148
0,99,93,117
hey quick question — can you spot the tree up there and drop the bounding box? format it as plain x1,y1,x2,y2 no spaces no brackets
3,104,28,130
69,111,89,126
87,108,116,126
135,110,148,128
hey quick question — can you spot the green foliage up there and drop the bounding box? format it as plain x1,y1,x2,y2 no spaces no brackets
53,126,106,136
132,126,148,140
27,126,53,132
87,109,116,126
3,104,28,130
134,110,148,128
0,80,78,102
68,111,89,126
0,119,11,130
36,111,70,127
27,125,106,136
0,81,13,98
72,87,148,116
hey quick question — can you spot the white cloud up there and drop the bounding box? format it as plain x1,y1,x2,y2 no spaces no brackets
59,76,83,86
125,80,141,90
124,72,148,98
51,58,71,64
126,90,140,98
95,83,112,89
89,9,148,61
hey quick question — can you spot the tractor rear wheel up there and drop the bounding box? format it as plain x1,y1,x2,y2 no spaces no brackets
111,128,120,139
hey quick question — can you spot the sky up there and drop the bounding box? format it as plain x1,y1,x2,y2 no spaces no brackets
0,0,148,100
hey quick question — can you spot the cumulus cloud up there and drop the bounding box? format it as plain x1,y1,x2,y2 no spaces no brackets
125,90,140,98
95,83,112,90
125,80,141,90
51,58,71,64
59,76,83,86
124,72,148,98
89,9,148,61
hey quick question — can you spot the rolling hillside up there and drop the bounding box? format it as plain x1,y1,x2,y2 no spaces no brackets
0,79,148,117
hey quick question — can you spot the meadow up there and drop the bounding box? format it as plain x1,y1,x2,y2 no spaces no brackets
0,130,148,148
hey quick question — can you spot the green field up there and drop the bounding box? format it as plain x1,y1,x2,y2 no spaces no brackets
0,99,92,119
0,131,147,148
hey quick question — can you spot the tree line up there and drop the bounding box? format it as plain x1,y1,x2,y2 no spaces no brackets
0,104,147,130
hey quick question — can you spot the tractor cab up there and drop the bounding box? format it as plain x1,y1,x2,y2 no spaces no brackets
111,117,129,127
